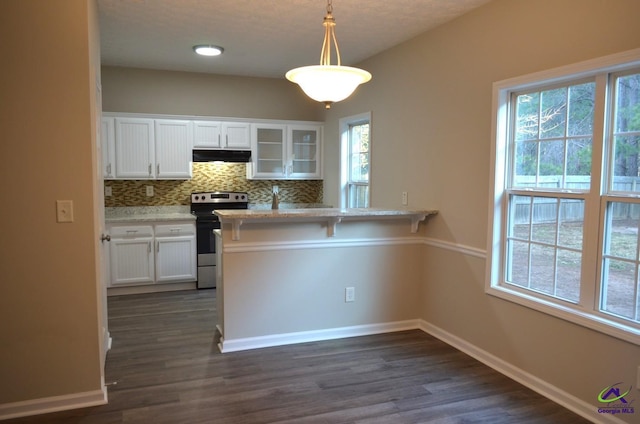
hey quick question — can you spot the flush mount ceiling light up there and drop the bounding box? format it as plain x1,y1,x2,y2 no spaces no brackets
193,45,224,56
285,0,371,109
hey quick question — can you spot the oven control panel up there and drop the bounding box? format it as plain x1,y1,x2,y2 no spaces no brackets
191,191,248,203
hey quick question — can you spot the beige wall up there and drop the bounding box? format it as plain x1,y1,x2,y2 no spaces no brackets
4,0,640,418
219,220,423,342
0,0,104,408
323,0,640,421
101,66,325,122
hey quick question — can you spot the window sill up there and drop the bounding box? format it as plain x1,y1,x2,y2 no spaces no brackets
487,285,640,346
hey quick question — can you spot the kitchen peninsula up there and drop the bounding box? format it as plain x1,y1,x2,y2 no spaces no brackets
214,207,437,353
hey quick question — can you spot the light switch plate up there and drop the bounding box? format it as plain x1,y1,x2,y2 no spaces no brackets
146,185,154,197
56,200,74,223
105,186,112,197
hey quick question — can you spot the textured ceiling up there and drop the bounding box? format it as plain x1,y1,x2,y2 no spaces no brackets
98,0,491,78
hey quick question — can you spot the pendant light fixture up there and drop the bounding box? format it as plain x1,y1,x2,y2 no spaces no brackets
285,0,371,109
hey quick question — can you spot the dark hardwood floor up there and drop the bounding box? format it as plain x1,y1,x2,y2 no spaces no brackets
8,289,591,424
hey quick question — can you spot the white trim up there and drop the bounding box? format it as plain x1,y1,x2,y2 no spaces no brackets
102,111,323,126
339,111,371,208
423,237,487,259
419,320,628,424
488,285,640,345
223,236,424,253
107,281,196,296
0,388,107,421
219,319,421,353
492,48,640,93
486,48,640,345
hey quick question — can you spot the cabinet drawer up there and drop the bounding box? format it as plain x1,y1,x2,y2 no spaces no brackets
110,225,153,238
155,223,195,237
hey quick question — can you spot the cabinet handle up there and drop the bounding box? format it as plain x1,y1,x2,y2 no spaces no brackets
157,163,160,175
218,134,221,146
226,134,229,147
170,228,181,233
106,163,111,176
148,163,152,176
126,230,138,234
148,241,151,253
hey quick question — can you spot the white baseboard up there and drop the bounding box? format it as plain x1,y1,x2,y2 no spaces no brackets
219,319,422,353
419,320,628,424
0,387,107,421
107,281,196,296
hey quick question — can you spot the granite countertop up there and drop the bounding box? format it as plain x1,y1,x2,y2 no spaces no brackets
215,207,438,240
215,207,437,220
248,203,333,210
105,206,195,223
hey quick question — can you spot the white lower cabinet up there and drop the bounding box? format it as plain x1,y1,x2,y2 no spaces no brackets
109,225,154,286
154,224,197,283
108,222,196,287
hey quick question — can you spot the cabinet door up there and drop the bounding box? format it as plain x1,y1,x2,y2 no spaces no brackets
155,119,192,179
223,122,251,149
155,236,197,283
193,121,222,148
109,237,154,286
115,118,155,179
249,124,287,179
101,117,116,179
288,125,322,179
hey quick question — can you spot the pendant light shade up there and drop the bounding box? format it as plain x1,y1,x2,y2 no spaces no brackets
286,0,371,108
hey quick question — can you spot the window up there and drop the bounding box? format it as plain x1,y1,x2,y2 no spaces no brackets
340,112,371,208
487,49,640,343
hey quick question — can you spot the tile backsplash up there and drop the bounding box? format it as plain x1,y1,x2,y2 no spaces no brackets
104,163,323,207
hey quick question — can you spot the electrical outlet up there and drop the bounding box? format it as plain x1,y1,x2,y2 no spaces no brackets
402,191,408,206
272,185,279,194
345,287,355,302
104,186,112,197
146,185,154,197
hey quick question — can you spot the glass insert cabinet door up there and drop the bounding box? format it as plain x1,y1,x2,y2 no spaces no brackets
251,123,322,179
289,125,322,178
255,124,286,175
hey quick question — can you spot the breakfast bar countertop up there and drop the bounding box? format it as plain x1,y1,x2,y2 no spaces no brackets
215,207,437,220
214,207,438,240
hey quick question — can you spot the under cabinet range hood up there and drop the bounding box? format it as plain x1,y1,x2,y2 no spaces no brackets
193,149,251,163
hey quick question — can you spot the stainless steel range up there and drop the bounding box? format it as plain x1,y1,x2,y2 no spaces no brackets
190,191,248,289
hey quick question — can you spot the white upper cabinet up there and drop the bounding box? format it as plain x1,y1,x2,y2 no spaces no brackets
250,124,287,179
110,116,192,180
223,122,251,149
288,124,322,179
193,121,251,150
104,114,321,181
248,123,322,180
115,117,155,179
101,117,116,179
193,121,222,148
155,120,193,179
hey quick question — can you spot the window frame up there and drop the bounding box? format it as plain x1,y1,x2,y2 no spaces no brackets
486,49,640,345
340,112,372,208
